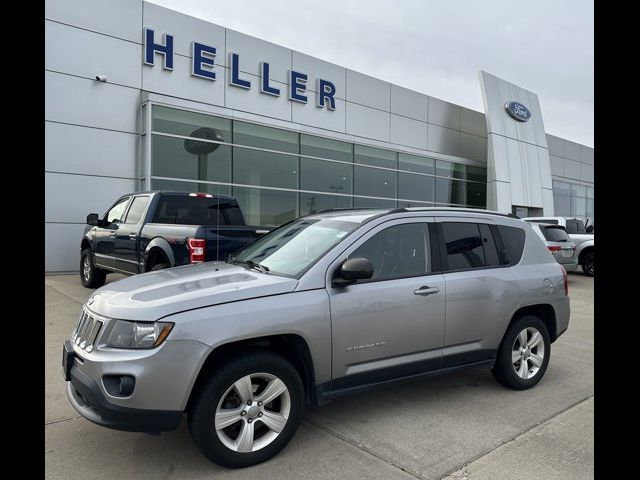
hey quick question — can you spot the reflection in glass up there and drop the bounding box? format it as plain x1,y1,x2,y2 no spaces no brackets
299,192,351,215
398,173,434,202
553,181,571,196
151,178,231,196
465,182,486,207
301,134,353,162
233,146,298,189
353,197,397,208
436,178,466,205
467,166,487,183
571,196,587,217
354,165,396,200
354,145,397,169
398,153,434,174
232,186,297,226
152,105,231,142
553,193,570,216
570,184,587,198
300,158,352,195
233,121,298,153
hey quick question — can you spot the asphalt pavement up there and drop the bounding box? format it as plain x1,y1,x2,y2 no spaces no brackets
45,271,593,479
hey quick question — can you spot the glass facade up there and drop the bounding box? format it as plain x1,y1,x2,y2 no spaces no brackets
149,105,488,226
552,180,594,221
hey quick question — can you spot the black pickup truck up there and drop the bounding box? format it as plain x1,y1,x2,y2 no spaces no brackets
79,191,272,288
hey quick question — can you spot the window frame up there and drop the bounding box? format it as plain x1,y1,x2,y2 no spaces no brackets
123,195,151,225
103,196,132,225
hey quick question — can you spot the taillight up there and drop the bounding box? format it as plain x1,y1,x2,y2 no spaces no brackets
187,238,206,263
188,192,213,198
548,245,561,253
561,266,568,296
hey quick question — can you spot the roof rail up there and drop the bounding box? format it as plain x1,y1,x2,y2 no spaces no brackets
310,206,520,220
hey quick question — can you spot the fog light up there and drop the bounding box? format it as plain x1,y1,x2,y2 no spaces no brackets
103,375,135,397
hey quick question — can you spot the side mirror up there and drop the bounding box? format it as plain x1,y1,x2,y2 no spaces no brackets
332,258,374,287
87,213,100,226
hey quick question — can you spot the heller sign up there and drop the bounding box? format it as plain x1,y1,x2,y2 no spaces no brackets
143,28,337,111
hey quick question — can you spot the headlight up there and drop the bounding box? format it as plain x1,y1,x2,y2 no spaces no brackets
106,320,174,349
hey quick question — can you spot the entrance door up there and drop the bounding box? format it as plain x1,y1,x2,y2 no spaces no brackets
328,218,446,390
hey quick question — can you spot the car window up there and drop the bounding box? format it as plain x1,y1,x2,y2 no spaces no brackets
123,196,149,224
441,223,486,270
541,225,570,242
105,197,130,224
565,219,585,234
349,223,430,282
151,196,244,225
479,224,501,267
496,225,526,265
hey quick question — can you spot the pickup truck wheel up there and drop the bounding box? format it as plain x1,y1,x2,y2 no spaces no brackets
188,351,304,468
80,249,106,288
150,262,169,271
491,315,550,390
581,252,594,277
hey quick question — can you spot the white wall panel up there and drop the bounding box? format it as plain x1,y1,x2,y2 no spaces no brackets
225,73,291,121
427,124,458,155
46,20,141,88
46,71,140,133
46,172,136,223
292,98,346,133
456,132,486,163
580,163,594,183
546,135,565,157
292,52,346,100
390,115,428,149
460,107,486,137
226,29,291,83
428,97,460,130
45,223,87,272
45,0,142,43
564,140,581,161
564,159,580,179
549,154,564,176
46,122,138,179
390,85,428,122
580,146,594,165
346,103,390,141
346,71,390,111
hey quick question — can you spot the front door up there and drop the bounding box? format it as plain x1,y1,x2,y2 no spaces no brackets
328,218,446,390
93,196,130,270
115,195,150,274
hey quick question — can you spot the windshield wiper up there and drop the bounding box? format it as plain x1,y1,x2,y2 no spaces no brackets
229,257,269,274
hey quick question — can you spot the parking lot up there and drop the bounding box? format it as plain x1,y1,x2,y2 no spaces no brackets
45,272,593,480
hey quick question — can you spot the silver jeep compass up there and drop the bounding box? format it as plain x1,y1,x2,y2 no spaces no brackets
63,208,570,468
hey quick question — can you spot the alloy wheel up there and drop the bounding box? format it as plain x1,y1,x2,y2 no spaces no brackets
83,256,91,281
214,373,290,453
512,327,545,380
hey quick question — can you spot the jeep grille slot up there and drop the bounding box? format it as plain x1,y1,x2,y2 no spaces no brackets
72,310,103,353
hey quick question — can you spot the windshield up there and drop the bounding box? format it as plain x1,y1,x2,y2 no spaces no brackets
230,217,361,277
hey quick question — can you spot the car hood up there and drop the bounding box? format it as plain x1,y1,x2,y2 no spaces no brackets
86,262,298,321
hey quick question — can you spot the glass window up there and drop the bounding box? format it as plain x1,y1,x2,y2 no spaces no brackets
553,192,571,217
571,184,587,198
350,223,431,281
587,187,594,199
553,181,571,196
435,160,452,177
435,178,466,205
586,198,594,218
299,192,352,215
231,217,362,278
467,166,487,183
233,146,298,189
300,135,353,162
232,186,298,226
466,182,486,207
479,224,501,267
152,105,232,142
541,225,571,242
353,197,397,208
354,165,397,200
397,200,434,208
233,121,298,153
151,178,231,196
398,153,435,174
105,197,130,224
152,135,231,185
124,196,149,224
300,158,352,195
151,195,244,226
496,225,526,265
442,222,486,270
398,172,435,202
354,145,397,169
571,196,587,217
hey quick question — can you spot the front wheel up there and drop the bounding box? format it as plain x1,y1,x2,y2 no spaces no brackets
80,249,106,288
492,315,551,390
581,252,594,277
188,351,304,468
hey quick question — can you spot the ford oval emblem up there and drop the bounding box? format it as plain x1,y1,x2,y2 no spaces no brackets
504,101,531,122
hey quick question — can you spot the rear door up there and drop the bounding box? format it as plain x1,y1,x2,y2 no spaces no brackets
329,218,446,389
115,195,151,273
93,196,131,270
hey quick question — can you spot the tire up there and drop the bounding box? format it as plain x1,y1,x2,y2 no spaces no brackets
80,248,106,288
492,315,551,390
581,252,594,277
188,351,304,468
150,262,170,271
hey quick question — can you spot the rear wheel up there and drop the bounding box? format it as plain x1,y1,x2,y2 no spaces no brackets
492,315,551,390
581,252,594,277
188,351,304,468
150,262,170,271
80,249,106,288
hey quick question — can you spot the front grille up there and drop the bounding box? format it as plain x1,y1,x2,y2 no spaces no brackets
72,310,103,353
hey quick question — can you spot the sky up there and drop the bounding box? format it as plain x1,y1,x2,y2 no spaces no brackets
148,0,594,147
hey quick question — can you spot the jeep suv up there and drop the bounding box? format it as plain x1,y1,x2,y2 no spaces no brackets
63,208,570,468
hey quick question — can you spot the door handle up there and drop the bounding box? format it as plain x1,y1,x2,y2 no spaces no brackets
414,286,440,296
129,233,137,240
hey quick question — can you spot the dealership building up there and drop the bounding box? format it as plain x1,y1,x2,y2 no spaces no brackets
45,0,594,272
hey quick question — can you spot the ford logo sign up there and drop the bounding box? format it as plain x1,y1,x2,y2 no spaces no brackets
504,101,531,122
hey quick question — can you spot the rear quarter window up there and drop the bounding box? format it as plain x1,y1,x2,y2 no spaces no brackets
541,226,570,242
496,225,526,265
152,196,244,226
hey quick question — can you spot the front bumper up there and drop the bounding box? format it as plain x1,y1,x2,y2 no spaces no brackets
66,364,182,433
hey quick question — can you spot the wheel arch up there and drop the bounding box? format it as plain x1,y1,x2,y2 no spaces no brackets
578,245,594,265
185,334,317,412
81,238,91,251
505,304,558,343
144,238,175,271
